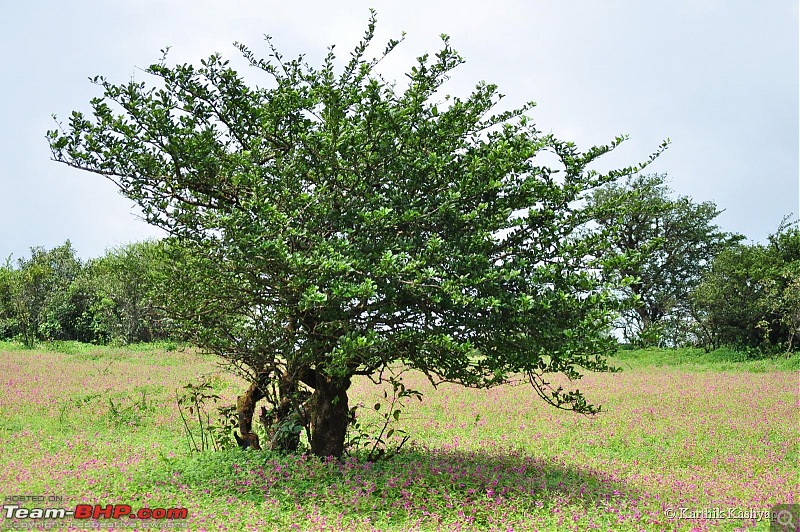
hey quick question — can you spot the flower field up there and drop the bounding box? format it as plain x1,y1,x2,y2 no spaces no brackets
0,342,797,531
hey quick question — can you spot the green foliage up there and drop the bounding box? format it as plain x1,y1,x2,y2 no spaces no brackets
589,174,741,347
612,347,800,373
209,404,239,451
692,220,800,353
0,240,173,346
176,376,232,453
346,372,422,461
84,240,173,344
0,340,26,352
0,261,20,340
54,385,162,430
106,389,157,428
41,340,98,355
48,15,666,455
0,241,83,346
612,346,799,372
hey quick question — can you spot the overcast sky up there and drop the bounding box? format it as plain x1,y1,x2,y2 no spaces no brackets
1,0,797,261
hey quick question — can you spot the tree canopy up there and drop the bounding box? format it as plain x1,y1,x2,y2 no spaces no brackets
589,173,741,346
48,16,665,457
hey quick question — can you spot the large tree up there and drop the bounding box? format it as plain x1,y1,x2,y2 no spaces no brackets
48,17,664,457
589,173,741,346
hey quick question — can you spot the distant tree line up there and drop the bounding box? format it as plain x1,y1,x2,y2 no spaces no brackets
0,240,173,346
590,173,798,354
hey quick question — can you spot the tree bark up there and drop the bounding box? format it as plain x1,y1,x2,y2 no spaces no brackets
235,381,263,450
259,371,308,452
236,367,353,458
309,373,351,458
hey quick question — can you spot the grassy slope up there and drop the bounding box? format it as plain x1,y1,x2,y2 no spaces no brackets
0,342,796,531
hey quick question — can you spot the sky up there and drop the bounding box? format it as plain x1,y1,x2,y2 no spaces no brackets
1,0,798,261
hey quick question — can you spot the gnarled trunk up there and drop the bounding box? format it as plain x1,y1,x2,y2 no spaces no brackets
236,372,308,452
235,367,352,458
235,381,263,450
259,372,308,452
309,374,351,458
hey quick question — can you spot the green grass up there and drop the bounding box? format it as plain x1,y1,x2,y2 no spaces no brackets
0,343,797,531
610,346,800,372
0,340,28,352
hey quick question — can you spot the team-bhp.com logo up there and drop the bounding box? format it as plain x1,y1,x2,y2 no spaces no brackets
4,503,188,521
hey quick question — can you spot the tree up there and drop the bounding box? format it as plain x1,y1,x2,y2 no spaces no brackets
0,242,83,346
85,240,172,344
48,16,665,457
766,224,800,351
589,173,741,346
692,220,800,352
0,258,20,340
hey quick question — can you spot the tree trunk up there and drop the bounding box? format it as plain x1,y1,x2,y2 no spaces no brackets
310,373,351,458
259,372,308,452
235,381,263,450
634,305,657,346
236,368,352,458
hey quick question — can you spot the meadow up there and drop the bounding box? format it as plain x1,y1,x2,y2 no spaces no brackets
0,341,797,531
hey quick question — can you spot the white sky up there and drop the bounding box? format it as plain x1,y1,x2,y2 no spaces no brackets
1,0,798,260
